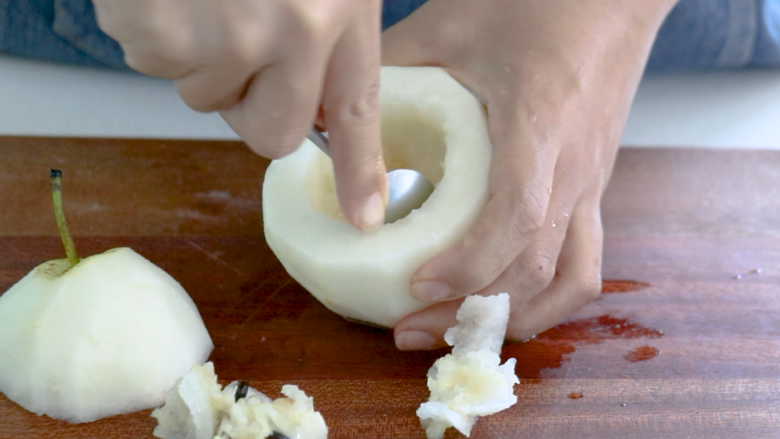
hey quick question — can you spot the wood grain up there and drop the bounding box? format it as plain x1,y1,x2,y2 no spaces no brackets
1,137,779,438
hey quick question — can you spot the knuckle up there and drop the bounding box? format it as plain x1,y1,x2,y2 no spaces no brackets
525,253,556,291
290,2,336,43
141,15,196,58
220,39,254,70
94,1,197,64
155,28,191,58
507,187,547,237
114,33,195,77
221,24,266,69
329,81,380,126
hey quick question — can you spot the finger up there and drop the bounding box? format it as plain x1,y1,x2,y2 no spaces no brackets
93,0,196,78
504,203,604,341
393,185,576,351
173,28,271,112
321,1,388,230
175,69,251,113
476,163,581,302
219,51,327,160
120,49,194,79
174,60,254,113
409,105,557,303
394,202,602,351
394,299,463,351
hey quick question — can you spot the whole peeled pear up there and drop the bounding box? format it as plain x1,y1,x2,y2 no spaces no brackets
0,170,213,423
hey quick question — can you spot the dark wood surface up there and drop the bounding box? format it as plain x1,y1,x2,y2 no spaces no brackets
1,136,778,438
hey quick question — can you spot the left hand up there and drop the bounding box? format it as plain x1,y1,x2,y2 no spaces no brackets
383,0,680,350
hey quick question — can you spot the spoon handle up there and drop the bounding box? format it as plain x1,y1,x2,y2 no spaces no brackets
307,128,331,157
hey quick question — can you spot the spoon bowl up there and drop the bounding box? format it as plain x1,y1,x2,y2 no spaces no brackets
306,128,435,224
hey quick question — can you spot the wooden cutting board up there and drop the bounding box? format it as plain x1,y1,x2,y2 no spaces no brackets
0,136,778,439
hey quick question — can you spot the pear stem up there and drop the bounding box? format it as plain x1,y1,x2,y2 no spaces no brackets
50,169,80,267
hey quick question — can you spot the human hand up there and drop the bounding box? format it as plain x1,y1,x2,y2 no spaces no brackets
92,0,389,230
384,0,680,350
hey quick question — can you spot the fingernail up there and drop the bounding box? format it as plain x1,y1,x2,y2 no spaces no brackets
411,280,451,302
396,331,436,350
360,192,385,230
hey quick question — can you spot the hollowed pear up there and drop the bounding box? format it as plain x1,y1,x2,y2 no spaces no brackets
262,67,492,328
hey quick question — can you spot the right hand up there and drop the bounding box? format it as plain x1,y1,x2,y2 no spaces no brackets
382,0,679,350
92,0,389,230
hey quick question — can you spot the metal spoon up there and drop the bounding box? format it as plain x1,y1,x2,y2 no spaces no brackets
307,128,435,224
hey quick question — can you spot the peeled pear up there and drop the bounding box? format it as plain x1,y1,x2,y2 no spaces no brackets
417,293,519,439
262,66,492,328
0,170,213,423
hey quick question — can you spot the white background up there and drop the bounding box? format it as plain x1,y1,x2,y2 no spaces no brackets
1,55,779,150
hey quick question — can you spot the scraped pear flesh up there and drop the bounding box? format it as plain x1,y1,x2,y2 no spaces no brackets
0,170,213,423
417,293,519,439
262,66,492,328
151,362,328,439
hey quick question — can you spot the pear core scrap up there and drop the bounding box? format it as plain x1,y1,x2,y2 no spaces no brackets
262,66,492,328
0,247,214,423
417,293,519,439
151,361,328,439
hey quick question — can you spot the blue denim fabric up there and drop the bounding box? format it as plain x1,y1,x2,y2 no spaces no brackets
0,0,778,72
646,0,780,72
0,0,126,69
382,0,429,30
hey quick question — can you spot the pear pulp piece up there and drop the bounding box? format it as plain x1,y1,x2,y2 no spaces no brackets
0,247,214,423
416,293,520,439
262,66,492,328
151,362,328,439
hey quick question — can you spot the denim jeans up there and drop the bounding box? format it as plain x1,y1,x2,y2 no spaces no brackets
1,0,779,73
